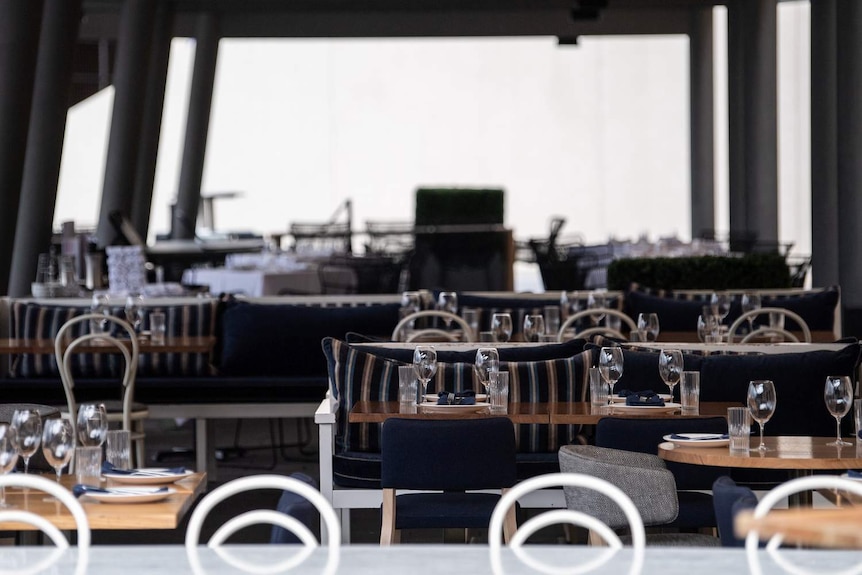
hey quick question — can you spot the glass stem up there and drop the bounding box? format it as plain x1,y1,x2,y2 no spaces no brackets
23,457,29,475
760,423,766,448
837,417,842,443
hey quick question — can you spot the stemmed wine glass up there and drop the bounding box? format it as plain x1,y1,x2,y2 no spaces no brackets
10,409,41,475
747,380,776,451
41,419,74,499
636,313,660,342
413,346,438,399
523,315,545,343
598,346,624,395
0,424,18,508
400,291,421,330
90,293,111,334
77,403,108,448
474,348,500,400
587,291,607,326
437,292,458,328
710,292,732,325
125,293,146,334
658,349,683,401
741,292,762,335
824,375,853,447
490,313,513,343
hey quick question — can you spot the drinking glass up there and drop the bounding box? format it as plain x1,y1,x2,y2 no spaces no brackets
824,375,853,447
658,349,683,400
523,315,545,343
490,313,513,343
10,409,41,474
474,347,500,398
747,380,776,451
77,403,108,447
598,346,624,395
41,419,74,496
90,293,111,333
587,291,607,326
560,291,581,318
710,292,732,324
741,292,762,333
124,293,145,333
697,314,720,343
437,292,458,327
0,424,18,508
636,313,660,342
543,306,561,336
412,346,437,397
400,291,421,329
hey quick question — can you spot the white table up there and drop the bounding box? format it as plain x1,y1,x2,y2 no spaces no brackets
6,544,861,575
181,266,355,296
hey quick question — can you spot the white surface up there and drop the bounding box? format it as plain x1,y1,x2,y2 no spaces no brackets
662,433,730,448
181,266,353,296
103,469,195,486
80,487,174,504
610,402,682,414
2,545,861,575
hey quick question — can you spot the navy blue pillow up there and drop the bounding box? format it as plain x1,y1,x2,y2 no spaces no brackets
699,344,861,436
219,302,401,377
762,287,839,331
352,338,588,365
712,476,758,548
270,472,320,544
585,344,704,395
624,290,740,332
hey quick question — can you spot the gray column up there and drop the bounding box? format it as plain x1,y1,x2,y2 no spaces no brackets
837,0,862,333
811,0,839,288
9,0,82,298
689,7,714,240
0,1,43,295
172,12,219,240
726,0,747,249
130,0,173,240
95,0,157,248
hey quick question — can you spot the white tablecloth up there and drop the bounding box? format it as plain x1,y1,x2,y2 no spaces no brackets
181,266,355,296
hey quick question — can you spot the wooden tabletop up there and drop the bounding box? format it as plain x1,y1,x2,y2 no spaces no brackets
735,506,862,549
550,401,740,425
1,471,206,530
0,336,215,355
349,401,549,424
658,436,862,470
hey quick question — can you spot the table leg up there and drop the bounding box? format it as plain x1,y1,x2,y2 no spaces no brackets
788,469,813,507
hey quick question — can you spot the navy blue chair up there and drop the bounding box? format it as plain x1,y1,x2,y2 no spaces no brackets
270,472,320,544
711,476,758,547
595,416,728,529
380,417,517,544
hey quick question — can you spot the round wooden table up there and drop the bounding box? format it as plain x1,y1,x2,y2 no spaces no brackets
0,403,60,424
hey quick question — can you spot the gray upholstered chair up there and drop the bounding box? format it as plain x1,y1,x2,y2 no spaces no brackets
558,445,719,546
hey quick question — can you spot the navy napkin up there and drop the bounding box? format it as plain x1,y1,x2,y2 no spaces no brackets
437,390,476,405
847,470,862,479
101,461,186,475
669,433,729,441
73,484,168,498
625,392,665,407
617,389,655,398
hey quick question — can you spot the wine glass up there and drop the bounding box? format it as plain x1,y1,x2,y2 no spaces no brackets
90,293,111,334
77,403,108,447
747,380,776,451
523,315,545,343
824,375,853,447
474,347,500,399
400,291,421,330
41,419,74,497
598,346,624,395
10,409,41,474
124,293,145,334
658,349,683,400
437,292,458,328
741,292,762,334
587,291,607,326
0,424,18,508
710,292,732,325
636,313,660,342
490,313,513,343
412,346,438,398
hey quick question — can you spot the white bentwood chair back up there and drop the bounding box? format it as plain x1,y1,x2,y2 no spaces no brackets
557,309,637,343
744,475,862,575
729,307,812,343
391,310,476,342
488,473,645,575
185,474,340,575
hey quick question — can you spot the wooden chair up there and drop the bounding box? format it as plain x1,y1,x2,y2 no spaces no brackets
391,310,475,342
54,313,147,467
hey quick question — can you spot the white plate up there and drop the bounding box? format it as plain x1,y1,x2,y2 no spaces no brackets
420,402,491,413
425,394,487,402
662,433,730,448
103,468,194,485
611,394,671,403
840,472,862,482
83,487,175,504
611,402,682,414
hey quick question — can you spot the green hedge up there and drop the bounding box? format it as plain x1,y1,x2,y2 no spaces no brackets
606,253,792,291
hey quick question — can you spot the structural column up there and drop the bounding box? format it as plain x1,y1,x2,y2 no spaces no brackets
836,0,862,335
96,0,157,248
810,0,839,288
726,0,779,250
689,6,714,240
0,1,43,295
9,0,82,298
130,0,173,240
172,12,220,240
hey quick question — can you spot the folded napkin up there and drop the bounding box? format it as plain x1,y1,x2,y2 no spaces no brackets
617,389,655,398
437,390,476,406
670,433,729,441
72,484,168,498
625,392,665,407
847,470,862,479
101,461,186,475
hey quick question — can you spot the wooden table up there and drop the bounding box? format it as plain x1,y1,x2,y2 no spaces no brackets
0,336,216,355
2,471,206,531
735,506,862,549
550,401,740,425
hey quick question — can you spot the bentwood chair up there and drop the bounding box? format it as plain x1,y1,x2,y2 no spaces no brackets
54,313,147,466
0,473,90,549
557,309,637,342
728,307,812,343
185,474,341,575
379,417,517,545
391,310,476,342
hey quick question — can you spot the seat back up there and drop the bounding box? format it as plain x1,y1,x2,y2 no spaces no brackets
185,474,340,575
0,474,90,548
488,472,645,575
712,476,757,547
381,418,516,491
728,307,812,343
391,311,475,342
558,309,637,342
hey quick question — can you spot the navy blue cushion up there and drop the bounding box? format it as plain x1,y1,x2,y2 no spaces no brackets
393,492,503,529
355,338,587,366
270,472,320,544
219,301,400,377
762,287,840,331
586,345,704,396
624,290,740,332
670,491,718,529
699,344,861,436
712,476,758,547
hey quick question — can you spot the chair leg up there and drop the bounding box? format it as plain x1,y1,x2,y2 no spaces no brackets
380,488,397,545
588,530,608,546
501,488,517,544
